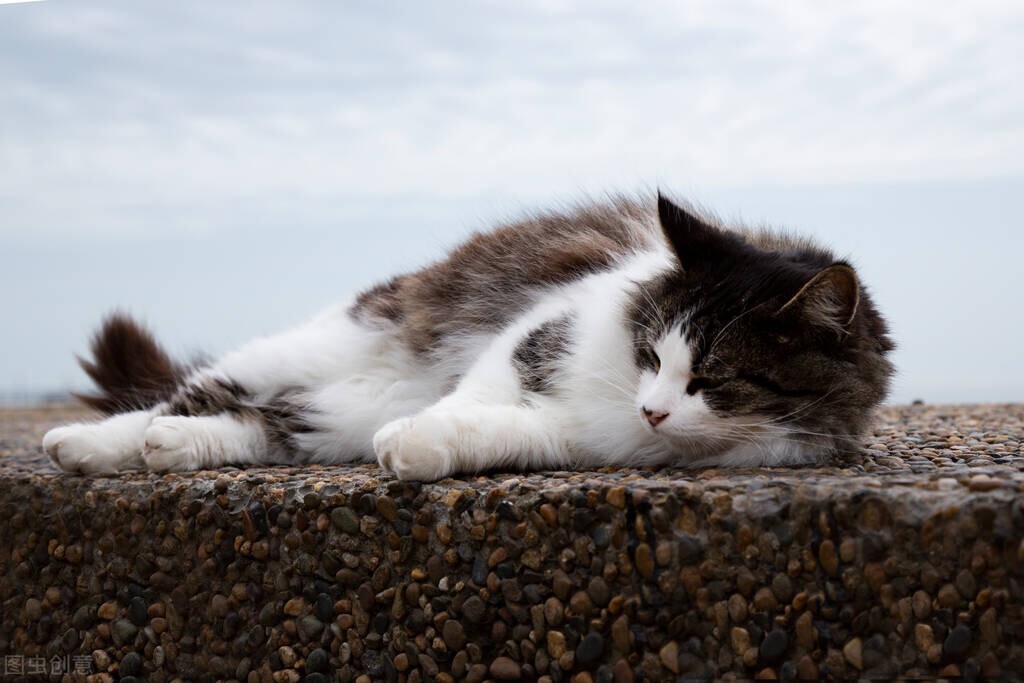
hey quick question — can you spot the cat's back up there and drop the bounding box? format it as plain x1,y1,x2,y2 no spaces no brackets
351,196,663,355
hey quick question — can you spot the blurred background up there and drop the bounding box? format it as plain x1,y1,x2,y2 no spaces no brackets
1,1,1021,405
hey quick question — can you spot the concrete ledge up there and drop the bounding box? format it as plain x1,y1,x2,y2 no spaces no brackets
1,404,1022,682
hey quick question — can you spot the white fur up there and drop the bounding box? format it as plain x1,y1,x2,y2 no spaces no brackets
143,415,267,472
43,409,154,474
45,243,819,478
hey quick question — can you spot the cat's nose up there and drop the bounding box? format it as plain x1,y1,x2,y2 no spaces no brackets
642,406,669,427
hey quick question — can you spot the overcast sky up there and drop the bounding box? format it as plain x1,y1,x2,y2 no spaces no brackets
1,0,1022,404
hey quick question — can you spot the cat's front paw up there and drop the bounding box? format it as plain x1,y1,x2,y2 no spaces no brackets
373,413,458,482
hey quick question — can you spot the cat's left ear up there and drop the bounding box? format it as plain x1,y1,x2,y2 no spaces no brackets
777,264,860,333
657,193,731,269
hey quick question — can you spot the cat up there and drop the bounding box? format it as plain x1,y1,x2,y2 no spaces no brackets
43,194,894,481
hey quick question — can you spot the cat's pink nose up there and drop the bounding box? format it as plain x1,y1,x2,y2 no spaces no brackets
642,407,669,427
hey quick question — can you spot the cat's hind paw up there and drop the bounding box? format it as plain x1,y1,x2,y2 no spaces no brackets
43,423,145,475
373,413,457,482
142,417,202,472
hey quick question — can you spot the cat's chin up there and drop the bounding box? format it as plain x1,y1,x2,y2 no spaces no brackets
655,432,735,466
672,431,823,469
656,418,811,468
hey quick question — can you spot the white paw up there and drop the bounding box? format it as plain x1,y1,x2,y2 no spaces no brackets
373,413,458,482
43,424,144,475
142,417,201,472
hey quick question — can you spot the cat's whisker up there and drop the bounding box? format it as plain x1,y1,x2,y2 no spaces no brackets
738,385,844,429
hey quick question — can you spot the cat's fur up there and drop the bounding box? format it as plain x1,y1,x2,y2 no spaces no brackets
43,194,893,481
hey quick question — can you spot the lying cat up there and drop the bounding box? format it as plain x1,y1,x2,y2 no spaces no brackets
44,194,893,481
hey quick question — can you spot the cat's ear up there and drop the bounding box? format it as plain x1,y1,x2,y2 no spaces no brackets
657,193,728,269
777,264,860,333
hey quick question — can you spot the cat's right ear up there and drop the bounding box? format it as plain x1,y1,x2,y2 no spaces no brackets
657,193,728,269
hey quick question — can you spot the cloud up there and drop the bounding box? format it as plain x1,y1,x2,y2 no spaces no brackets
0,1,1022,239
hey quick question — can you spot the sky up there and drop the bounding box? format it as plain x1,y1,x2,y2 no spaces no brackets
1,0,1022,405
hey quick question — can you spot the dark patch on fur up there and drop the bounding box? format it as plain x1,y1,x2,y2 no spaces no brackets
259,393,315,451
513,315,574,394
75,313,186,415
166,377,249,418
350,196,657,355
167,377,313,457
352,278,406,325
629,195,894,455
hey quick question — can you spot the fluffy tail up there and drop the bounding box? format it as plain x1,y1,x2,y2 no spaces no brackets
74,313,187,415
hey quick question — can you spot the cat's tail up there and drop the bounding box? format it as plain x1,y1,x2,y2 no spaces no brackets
74,312,188,415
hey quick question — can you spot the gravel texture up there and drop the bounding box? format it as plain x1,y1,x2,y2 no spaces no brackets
0,403,1022,682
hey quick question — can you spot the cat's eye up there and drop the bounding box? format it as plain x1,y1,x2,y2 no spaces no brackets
686,376,721,395
651,352,661,373
738,372,821,398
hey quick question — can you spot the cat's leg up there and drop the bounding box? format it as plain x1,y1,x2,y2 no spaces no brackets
373,312,574,480
374,400,570,481
43,409,156,474
292,375,440,465
142,307,398,472
212,303,377,395
141,414,268,472
133,373,304,471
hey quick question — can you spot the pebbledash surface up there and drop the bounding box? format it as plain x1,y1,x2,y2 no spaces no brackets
0,405,1022,682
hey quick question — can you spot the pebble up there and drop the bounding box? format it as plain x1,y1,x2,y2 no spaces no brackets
912,590,931,619
819,540,839,576
968,474,1001,491
605,487,626,509
938,584,962,608
795,612,816,649
576,632,604,667
753,587,777,611
111,619,138,646
843,637,863,670
443,620,466,650
570,590,594,617
759,629,788,664
771,574,793,603
955,569,977,599
128,596,148,626
120,652,142,676
611,615,630,652
588,577,611,607
97,601,118,620
728,594,747,623
548,631,568,658
944,624,972,659
462,595,486,624
796,655,818,680
283,598,305,616
489,656,521,680
24,598,42,621
980,607,1000,645
544,596,564,625
331,507,360,534
731,627,751,654
915,623,935,651
613,659,635,683
659,641,679,674
635,543,654,579
304,647,329,673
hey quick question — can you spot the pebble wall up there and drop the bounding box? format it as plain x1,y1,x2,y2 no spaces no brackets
0,404,1022,682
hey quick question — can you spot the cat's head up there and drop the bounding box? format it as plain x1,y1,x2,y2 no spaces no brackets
629,195,894,466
